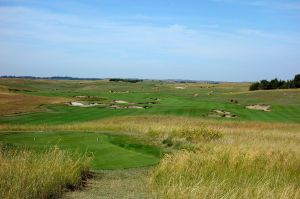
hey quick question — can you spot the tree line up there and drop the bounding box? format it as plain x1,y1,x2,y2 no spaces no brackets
109,78,143,83
249,74,300,91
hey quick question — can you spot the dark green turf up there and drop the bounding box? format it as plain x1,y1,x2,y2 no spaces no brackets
0,132,161,170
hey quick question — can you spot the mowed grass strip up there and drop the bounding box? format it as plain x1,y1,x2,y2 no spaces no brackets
0,132,161,169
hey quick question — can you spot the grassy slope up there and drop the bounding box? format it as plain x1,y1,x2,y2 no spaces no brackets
1,78,300,198
0,132,161,169
0,78,299,124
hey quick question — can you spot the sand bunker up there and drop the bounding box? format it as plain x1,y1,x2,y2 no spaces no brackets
209,109,239,118
68,102,100,107
138,101,159,105
175,87,185,89
114,100,130,104
147,97,160,101
245,104,271,112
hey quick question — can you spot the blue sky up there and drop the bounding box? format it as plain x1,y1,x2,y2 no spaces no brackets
0,0,299,81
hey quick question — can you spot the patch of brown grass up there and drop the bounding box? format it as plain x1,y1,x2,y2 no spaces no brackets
0,91,67,116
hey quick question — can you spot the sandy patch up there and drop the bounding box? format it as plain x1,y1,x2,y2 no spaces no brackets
209,109,239,118
147,97,160,101
175,87,185,89
245,104,271,112
138,101,159,105
68,102,100,107
114,100,130,104
75,96,105,99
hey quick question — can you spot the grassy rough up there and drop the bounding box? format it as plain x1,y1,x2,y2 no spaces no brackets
150,147,300,199
0,145,91,199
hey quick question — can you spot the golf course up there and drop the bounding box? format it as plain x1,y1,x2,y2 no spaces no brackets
0,78,300,198
1,0,300,198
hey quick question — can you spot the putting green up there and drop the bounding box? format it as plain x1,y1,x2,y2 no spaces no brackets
0,132,161,170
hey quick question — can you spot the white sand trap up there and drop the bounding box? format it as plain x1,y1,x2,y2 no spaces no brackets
114,100,129,104
175,87,185,89
246,104,271,112
75,96,87,99
68,102,99,107
128,106,144,109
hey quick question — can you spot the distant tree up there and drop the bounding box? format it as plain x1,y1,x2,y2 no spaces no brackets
259,80,271,90
249,82,259,91
285,80,295,89
109,78,143,83
278,80,286,88
249,74,299,91
294,74,300,88
270,78,279,89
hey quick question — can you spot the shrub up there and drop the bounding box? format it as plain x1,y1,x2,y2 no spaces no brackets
170,127,222,142
294,74,300,88
249,82,259,91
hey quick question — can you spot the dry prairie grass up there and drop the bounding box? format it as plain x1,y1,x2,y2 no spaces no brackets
0,90,67,116
0,145,91,199
1,115,299,198
150,147,300,199
1,115,299,153
1,115,299,134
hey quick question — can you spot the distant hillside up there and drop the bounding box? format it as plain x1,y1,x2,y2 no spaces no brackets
0,76,103,80
0,76,222,83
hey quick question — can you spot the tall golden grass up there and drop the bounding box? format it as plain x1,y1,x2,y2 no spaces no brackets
143,116,300,199
150,147,300,199
1,115,299,134
0,145,91,199
1,115,300,198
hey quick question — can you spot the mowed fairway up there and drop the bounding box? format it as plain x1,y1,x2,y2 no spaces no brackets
0,132,161,169
0,78,299,124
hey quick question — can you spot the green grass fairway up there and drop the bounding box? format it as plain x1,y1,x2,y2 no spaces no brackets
0,79,300,124
0,132,161,170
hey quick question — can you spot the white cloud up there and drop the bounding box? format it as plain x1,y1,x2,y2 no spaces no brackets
0,5,299,80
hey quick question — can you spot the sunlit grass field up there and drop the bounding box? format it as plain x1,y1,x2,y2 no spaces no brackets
0,78,300,198
0,132,161,169
0,78,299,124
